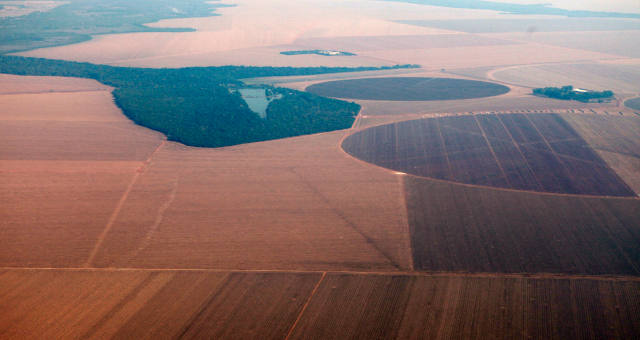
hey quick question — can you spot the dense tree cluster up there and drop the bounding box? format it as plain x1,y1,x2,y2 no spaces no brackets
533,86,614,103
0,56,415,147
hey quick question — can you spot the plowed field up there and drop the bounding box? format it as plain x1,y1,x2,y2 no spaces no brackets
306,77,509,101
344,113,635,196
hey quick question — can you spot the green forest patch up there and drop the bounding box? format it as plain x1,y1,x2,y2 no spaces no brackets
0,56,415,147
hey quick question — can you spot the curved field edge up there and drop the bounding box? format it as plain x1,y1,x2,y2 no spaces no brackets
305,77,510,101
625,97,640,111
402,114,640,275
0,56,417,147
342,113,636,197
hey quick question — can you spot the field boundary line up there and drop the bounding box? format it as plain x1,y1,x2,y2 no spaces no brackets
338,118,639,200
2,267,640,281
289,167,402,270
84,140,165,267
285,272,326,340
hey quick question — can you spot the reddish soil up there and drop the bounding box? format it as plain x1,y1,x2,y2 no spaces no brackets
1,269,638,340
288,273,640,339
88,132,411,271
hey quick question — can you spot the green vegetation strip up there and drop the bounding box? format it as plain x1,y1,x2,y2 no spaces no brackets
533,86,614,103
0,56,417,147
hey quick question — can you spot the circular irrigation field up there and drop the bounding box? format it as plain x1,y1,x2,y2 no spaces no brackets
342,113,635,197
305,77,510,101
624,97,640,110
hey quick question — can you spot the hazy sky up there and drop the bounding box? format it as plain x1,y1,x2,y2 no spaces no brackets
493,0,640,14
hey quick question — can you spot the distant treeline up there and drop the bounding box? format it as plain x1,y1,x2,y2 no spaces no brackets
533,86,614,103
0,0,227,54
0,56,416,147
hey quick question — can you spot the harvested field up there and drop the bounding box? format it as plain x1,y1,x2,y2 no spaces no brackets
293,34,515,52
289,273,640,339
1,269,638,340
360,42,619,70
488,30,640,58
563,114,640,195
491,63,640,94
343,114,635,196
306,77,509,101
0,74,110,95
0,270,321,340
0,79,165,267
356,94,604,116
399,18,640,33
14,0,452,68
88,132,411,271
405,175,640,275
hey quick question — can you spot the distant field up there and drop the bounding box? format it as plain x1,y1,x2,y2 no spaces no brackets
398,18,640,33
491,63,640,94
489,31,640,59
306,77,509,101
626,97,640,110
343,114,635,196
293,34,516,52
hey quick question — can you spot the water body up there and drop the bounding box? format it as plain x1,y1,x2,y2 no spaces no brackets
238,88,278,119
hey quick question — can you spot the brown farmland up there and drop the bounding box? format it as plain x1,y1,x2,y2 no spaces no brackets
563,114,640,194
288,273,640,340
343,114,635,196
1,269,638,340
0,270,321,339
405,173,640,274
4,0,640,337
